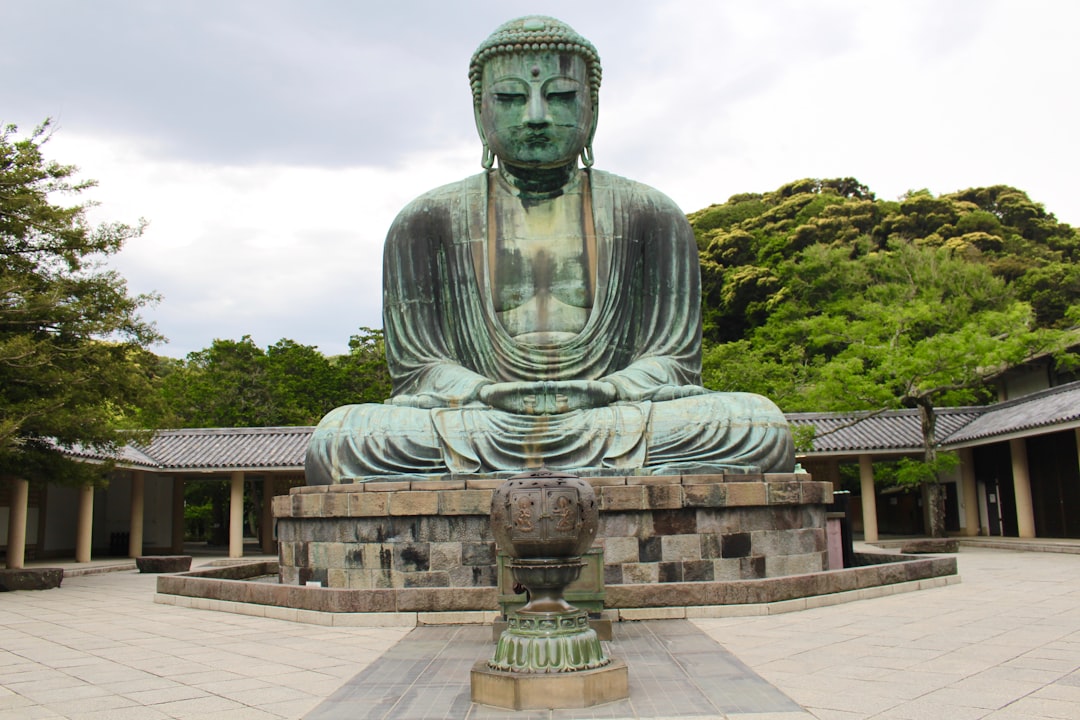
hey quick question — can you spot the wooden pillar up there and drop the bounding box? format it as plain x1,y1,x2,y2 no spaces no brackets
171,476,185,553
128,471,145,557
959,448,980,536
75,484,94,563
5,478,29,569
229,471,244,558
859,454,878,543
261,476,276,555
1010,438,1036,538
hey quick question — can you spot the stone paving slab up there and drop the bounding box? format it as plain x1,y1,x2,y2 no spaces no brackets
3,546,1080,718
305,620,809,719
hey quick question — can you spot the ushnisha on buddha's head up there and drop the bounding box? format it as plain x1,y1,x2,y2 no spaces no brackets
469,16,602,171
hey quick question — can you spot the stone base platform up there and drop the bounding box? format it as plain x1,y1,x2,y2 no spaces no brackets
136,555,193,573
273,472,834,592
155,553,958,622
470,659,629,710
0,568,63,591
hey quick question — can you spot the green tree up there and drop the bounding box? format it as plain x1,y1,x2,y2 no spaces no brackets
334,327,392,405
694,179,1079,536
0,120,161,484
148,328,393,428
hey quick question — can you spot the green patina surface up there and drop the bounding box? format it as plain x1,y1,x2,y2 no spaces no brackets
305,16,794,483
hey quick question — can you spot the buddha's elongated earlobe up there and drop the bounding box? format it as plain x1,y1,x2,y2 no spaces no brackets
474,104,494,169
580,144,594,168
581,102,599,167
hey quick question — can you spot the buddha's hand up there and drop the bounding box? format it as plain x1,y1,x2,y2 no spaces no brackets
479,380,617,415
386,393,448,409
649,385,712,402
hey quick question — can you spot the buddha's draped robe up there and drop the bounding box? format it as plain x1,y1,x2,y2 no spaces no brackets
305,170,794,483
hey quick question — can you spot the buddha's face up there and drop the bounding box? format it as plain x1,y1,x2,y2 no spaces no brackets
479,52,595,169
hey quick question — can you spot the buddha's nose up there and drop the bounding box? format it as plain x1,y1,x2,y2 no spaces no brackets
526,93,550,126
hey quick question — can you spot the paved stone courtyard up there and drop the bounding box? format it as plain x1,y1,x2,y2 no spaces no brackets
1,546,1079,718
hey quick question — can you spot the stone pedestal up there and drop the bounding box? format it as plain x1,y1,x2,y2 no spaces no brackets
273,473,831,600
470,659,629,710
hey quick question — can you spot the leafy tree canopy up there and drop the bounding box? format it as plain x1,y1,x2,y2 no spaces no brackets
0,121,161,485
144,328,391,428
693,178,1079,536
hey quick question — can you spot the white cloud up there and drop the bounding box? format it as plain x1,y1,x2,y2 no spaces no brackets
15,0,1080,359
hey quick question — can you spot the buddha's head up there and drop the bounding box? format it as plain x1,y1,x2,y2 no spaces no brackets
469,16,602,171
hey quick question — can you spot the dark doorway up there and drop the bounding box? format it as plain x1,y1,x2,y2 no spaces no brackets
973,442,1018,537
1027,431,1080,538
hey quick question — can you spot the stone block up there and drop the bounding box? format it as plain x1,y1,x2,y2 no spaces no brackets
462,542,495,566
696,509,742,535
658,562,683,582
712,561,747,582
900,538,959,554
413,479,465,491
661,534,701,562
393,542,430,572
766,552,826,577
627,475,679,486
621,563,659,584
470,660,628,710
403,571,451,588
683,560,715,582
766,481,801,505
800,481,833,505
449,565,497,587
645,484,683,509
679,473,727,484
0,568,63,591
389,491,439,516
297,485,327,494
364,481,411,492
322,493,349,517
439,489,493,515
603,564,623,585
135,556,192,574
429,542,462,571
327,569,348,589
722,532,751,558
271,495,292,518
292,494,322,518
725,483,766,506
599,485,644,511
349,491,389,517
651,509,697,535
601,536,638,564
726,472,764,482
750,530,781,557
683,483,727,507
597,513,642,538
638,537,662,562
465,477,507,489
700,535,721,560
741,555,766,579
587,476,628,487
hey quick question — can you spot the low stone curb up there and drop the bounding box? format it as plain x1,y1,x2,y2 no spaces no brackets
0,568,63,591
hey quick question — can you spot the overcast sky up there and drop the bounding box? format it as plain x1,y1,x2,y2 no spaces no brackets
5,0,1078,358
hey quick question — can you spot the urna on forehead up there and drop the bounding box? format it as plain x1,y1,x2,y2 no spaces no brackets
469,15,602,107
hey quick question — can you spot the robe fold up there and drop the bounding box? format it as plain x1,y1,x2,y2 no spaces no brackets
305,169,794,483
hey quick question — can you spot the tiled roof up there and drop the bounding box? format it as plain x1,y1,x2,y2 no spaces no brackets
788,408,982,454
64,441,161,468
58,380,1080,471
140,427,314,470
944,382,1080,445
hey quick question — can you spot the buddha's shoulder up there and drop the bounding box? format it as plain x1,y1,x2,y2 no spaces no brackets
396,174,487,214
590,169,685,215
